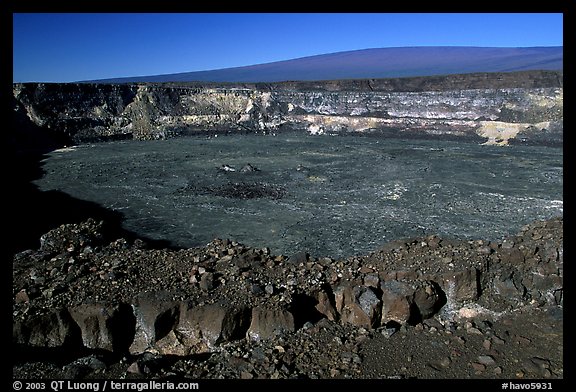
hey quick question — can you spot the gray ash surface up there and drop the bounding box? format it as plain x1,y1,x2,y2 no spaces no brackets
32,134,563,259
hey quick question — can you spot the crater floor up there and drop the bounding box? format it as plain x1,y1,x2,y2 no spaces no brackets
34,133,563,258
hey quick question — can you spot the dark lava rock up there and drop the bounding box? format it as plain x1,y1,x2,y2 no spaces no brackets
12,216,563,380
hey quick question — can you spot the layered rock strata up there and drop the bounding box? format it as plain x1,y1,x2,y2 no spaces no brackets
12,70,563,147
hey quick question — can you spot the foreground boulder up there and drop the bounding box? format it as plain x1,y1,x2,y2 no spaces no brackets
380,280,417,325
337,286,382,329
68,303,134,353
13,308,81,348
246,307,295,341
440,269,479,304
129,291,180,355
156,302,250,355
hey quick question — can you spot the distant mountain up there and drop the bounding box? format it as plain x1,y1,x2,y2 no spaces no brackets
86,46,563,83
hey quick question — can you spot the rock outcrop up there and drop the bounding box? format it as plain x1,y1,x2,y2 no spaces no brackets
13,216,563,360
12,70,563,147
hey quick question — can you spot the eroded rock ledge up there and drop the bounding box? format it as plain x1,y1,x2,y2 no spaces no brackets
13,216,563,364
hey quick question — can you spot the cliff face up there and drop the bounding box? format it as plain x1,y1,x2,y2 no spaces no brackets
12,70,563,147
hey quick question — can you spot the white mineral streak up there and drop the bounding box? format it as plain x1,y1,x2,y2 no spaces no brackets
261,92,272,109
380,183,407,200
440,280,507,322
53,146,78,153
350,107,369,116
244,97,254,114
456,304,507,321
476,121,551,146
297,114,477,133
307,124,324,135
505,89,563,109
440,280,457,320
546,200,563,212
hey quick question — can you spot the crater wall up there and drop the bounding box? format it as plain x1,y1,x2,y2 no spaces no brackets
12,70,563,147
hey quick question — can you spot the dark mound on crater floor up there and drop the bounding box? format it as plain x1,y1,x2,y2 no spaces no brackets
181,181,286,200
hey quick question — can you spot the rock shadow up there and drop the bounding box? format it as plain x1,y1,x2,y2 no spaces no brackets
8,106,174,258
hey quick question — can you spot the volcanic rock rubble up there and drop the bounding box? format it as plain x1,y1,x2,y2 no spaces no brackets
13,216,563,379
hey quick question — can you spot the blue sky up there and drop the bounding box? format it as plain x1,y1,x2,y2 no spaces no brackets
13,13,563,83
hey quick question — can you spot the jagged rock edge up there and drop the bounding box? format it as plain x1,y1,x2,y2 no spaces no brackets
13,217,563,358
